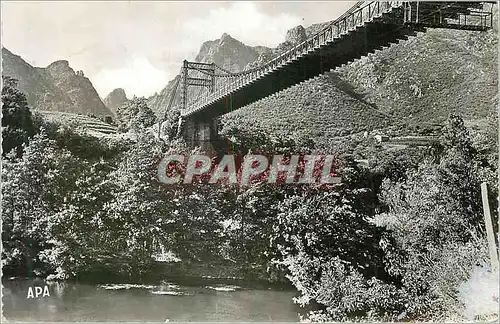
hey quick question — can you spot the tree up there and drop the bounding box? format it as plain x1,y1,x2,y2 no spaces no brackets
116,97,156,132
101,133,170,278
1,76,35,157
2,130,79,277
372,114,490,318
160,107,181,141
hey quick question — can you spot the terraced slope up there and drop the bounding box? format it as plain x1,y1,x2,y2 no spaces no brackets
37,110,118,135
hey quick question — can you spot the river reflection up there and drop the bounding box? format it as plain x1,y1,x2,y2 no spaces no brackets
3,279,300,322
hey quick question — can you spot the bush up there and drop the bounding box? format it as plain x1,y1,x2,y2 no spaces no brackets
370,114,496,320
281,253,404,322
116,97,156,132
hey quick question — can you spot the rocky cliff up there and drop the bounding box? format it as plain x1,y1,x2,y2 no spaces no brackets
104,88,129,116
2,47,113,117
195,33,269,72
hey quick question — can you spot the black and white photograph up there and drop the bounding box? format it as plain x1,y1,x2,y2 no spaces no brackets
1,1,499,322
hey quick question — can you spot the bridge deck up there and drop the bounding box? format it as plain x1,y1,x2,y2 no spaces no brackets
180,1,493,120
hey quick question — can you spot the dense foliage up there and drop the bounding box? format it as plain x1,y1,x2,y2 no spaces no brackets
116,97,157,132
1,76,35,157
280,114,497,321
2,77,497,321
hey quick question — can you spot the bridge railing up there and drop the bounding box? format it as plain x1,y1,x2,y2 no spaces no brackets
400,2,494,29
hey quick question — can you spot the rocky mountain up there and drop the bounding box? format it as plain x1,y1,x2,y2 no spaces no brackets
274,25,308,54
104,88,129,116
2,47,113,117
195,33,269,72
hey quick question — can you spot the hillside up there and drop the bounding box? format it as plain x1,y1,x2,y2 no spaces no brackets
220,73,392,145
335,25,498,125
219,21,497,146
2,47,113,117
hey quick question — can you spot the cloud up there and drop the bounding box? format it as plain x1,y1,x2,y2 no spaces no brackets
182,1,302,48
92,56,168,98
91,1,302,98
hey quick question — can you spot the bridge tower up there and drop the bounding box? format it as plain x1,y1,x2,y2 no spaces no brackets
178,60,217,150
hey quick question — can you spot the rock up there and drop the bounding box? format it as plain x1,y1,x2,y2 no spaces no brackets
285,25,307,45
104,88,129,116
195,33,262,72
374,135,389,143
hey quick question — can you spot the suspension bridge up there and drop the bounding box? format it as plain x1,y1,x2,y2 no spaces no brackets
158,1,494,149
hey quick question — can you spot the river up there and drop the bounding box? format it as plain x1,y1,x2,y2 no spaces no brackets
3,278,301,322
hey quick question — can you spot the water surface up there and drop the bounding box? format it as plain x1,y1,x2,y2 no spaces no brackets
3,279,300,322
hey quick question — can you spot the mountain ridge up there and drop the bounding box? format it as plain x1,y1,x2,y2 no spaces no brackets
2,47,113,117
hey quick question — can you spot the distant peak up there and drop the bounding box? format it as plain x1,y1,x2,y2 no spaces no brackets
107,88,128,100
219,33,244,47
104,88,129,113
285,25,307,45
49,60,69,66
220,33,240,44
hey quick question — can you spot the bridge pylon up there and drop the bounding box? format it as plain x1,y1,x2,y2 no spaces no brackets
176,60,217,143
180,60,216,112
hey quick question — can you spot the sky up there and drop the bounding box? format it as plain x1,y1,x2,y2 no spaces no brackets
1,1,356,98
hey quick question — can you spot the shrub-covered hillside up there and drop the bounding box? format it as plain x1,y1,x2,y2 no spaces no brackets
336,24,498,124
220,73,393,145
220,12,497,145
